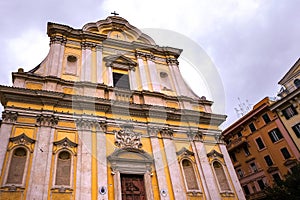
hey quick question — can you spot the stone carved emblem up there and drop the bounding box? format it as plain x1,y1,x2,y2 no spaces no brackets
114,124,142,149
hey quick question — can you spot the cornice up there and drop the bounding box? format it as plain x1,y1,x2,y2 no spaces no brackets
0,85,225,126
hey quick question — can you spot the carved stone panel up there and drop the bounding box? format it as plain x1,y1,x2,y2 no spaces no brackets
114,124,142,149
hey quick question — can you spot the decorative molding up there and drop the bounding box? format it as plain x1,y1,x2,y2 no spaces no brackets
8,133,36,152
53,137,78,148
36,114,59,127
81,41,97,49
104,54,137,71
207,150,224,159
160,127,173,139
2,110,18,123
135,51,155,61
114,124,142,149
176,147,194,157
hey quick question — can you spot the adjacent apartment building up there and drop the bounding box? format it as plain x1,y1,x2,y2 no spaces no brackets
223,97,300,200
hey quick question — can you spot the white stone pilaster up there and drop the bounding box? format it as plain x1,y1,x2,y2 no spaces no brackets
220,144,246,200
26,114,58,200
107,66,113,87
96,46,103,84
76,120,92,200
137,57,149,90
81,47,86,82
85,47,92,82
195,142,221,200
166,59,181,94
129,69,138,90
162,133,186,200
149,136,170,200
0,111,17,175
96,123,108,200
144,171,154,200
56,44,65,77
147,58,160,92
113,171,122,200
48,37,66,77
191,142,210,200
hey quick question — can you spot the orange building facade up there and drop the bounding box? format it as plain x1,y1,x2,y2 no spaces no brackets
223,97,300,200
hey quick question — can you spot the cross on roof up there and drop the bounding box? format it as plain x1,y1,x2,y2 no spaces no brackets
111,11,119,16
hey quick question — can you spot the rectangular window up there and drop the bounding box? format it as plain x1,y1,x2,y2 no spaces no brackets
280,147,291,159
237,131,242,138
262,113,271,124
272,173,281,184
257,179,265,190
250,162,258,173
249,123,256,133
264,155,273,166
237,169,244,178
255,137,265,150
292,123,300,138
230,153,237,163
243,146,251,156
113,72,130,89
243,185,250,195
282,106,298,120
268,128,283,143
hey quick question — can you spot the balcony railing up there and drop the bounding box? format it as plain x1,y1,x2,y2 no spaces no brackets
227,136,247,151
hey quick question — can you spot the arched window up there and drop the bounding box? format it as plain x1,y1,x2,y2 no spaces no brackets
6,147,28,184
213,161,230,191
182,159,199,190
55,151,71,186
294,79,300,88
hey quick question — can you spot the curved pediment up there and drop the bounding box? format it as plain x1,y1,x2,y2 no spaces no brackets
83,16,156,45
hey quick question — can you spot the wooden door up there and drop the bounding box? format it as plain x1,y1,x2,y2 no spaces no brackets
121,174,146,200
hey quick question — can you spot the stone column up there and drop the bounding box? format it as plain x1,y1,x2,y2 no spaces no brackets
148,126,170,200
75,119,93,200
136,52,149,90
96,45,103,84
26,114,58,200
0,111,17,175
220,144,246,200
194,141,221,200
49,36,66,77
96,122,108,200
161,128,186,200
146,55,160,92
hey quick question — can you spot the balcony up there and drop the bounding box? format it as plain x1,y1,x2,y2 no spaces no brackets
227,136,247,151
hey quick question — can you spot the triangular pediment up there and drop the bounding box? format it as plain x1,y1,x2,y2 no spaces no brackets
104,54,137,70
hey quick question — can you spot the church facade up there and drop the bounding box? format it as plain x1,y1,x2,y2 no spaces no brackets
0,15,245,200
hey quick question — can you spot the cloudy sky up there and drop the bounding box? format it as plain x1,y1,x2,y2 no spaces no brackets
0,0,299,128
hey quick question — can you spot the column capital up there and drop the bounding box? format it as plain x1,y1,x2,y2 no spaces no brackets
166,58,179,66
2,110,18,123
147,126,160,137
50,36,67,45
81,41,96,49
160,127,173,139
36,114,58,127
75,118,94,131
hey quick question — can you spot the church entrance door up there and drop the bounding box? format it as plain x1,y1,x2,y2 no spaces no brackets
121,174,146,200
